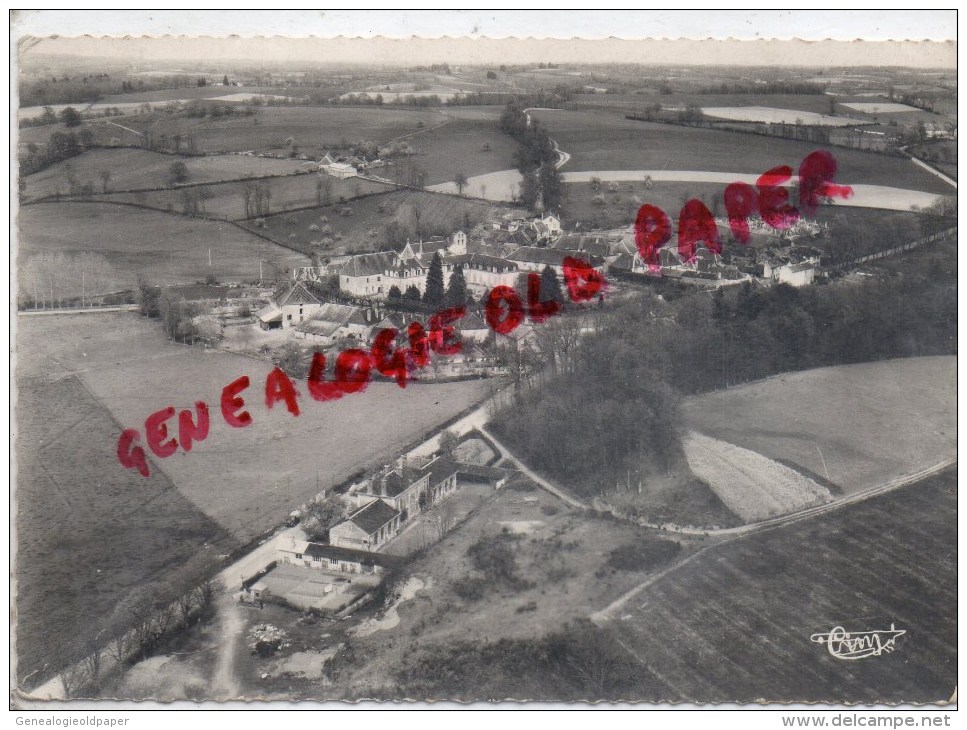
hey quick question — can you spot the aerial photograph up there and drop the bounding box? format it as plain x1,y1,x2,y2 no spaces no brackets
11,12,957,709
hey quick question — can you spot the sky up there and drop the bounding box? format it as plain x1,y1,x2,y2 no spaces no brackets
12,10,957,68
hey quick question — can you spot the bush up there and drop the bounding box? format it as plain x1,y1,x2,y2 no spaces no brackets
452,576,487,601
606,537,681,572
540,504,559,516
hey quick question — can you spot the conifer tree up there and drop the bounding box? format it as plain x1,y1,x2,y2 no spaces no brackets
540,265,564,303
423,252,445,307
445,264,468,307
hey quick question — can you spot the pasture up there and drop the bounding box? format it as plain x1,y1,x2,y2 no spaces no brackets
28,312,492,542
701,106,852,126
15,315,240,686
144,106,449,156
530,109,952,193
840,102,921,114
406,118,520,185
23,149,308,201
246,189,501,254
573,93,839,116
682,357,955,495
17,202,308,288
102,173,394,220
606,468,957,703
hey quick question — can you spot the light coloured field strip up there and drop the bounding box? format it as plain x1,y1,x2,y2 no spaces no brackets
429,168,945,211
682,431,831,522
591,457,955,624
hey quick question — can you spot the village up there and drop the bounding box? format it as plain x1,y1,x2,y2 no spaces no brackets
14,27,957,705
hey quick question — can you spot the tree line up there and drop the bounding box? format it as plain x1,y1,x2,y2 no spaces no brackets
58,578,222,698
490,250,956,499
499,100,564,211
19,252,125,308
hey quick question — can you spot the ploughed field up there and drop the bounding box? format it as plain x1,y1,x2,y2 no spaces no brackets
682,357,956,496
605,467,956,703
19,313,492,542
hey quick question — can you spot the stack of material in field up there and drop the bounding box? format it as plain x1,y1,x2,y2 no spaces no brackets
682,431,831,523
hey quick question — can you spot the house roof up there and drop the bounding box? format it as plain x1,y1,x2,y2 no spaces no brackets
311,302,362,325
507,246,605,268
610,252,637,271
786,262,816,273
446,252,518,272
336,251,399,278
256,303,283,322
459,311,489,331
345,498,401,535
276,281,322,307
421,457,460,488
324,161,357,172
553,233,612,258
382,467,426,497
295,319,343,338
303,542,401,568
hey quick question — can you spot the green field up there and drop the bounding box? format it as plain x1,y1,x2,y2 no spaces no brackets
101,173,394,220
14,347,238,686
23,149,308,201
682,357,956,495
606,468,957,703
17,202,308,288
406,118,520,184
21,313,492,542
97,85,294,105
244,189,503,255
144,106,449,156
532,109,952,193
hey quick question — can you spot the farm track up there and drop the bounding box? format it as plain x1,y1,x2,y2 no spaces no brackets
477,425,587,509
591,457,956,624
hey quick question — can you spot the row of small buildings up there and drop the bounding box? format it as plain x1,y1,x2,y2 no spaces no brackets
278,455,464,576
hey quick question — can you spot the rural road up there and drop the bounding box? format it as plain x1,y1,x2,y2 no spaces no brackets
209,594,244,700
477,425,586,509
591,456,956,624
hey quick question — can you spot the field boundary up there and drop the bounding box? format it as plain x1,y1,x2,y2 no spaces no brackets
623,114,909,160
591,459,956,624
24,167,317,205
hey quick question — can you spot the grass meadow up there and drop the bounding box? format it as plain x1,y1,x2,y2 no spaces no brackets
682,357,956,495
17,202,309,288
531,109,952,193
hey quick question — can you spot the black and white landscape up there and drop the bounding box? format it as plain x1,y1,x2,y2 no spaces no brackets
12,26,957,706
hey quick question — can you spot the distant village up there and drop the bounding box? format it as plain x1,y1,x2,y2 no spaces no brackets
247,206,823,343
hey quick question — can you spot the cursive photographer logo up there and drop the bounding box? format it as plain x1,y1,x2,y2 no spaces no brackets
810,624,906,660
